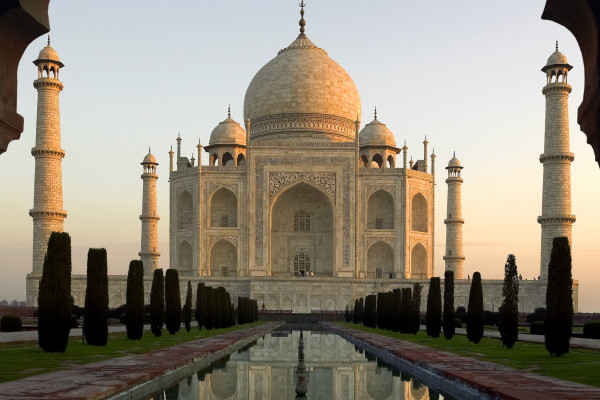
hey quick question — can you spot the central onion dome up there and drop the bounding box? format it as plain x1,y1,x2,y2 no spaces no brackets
243,7,361,142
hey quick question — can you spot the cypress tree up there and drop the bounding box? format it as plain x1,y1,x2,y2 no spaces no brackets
364,295,377,328
214,288,222,329
358,298,364,324
392,289,402,332
195,282,206,330
467,271,484,344
237,296,245,325
84,248,109,346
217,287,228,328
499,254,519,348
443,271,455,340
344,305,351,322
352,299,359,324
411,283,423,334
205,287,215,329
126,260,144,340
426,277,441,338
545,237,573,357
150,268,165,337
165,269,181,334
230,302,236,326
376,292,384,329
400,287,412,333
182,281,193,332
38,232,72,352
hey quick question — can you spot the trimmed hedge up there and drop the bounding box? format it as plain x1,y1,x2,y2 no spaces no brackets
1,315,22,332
195,282,206,330
426,277,441,338
150,268,165,337
530,321,545,335
182,281,193,332
583,321,600,339
467,272,484,344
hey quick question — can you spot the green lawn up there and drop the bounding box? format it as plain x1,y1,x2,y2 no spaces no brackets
336,322,600,387
0,322,264,383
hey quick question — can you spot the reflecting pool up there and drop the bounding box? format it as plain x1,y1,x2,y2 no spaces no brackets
147,327,453,400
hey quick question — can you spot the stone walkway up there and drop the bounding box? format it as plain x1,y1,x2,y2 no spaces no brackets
0,325,133,343
325,323,600,400
0,322,283,400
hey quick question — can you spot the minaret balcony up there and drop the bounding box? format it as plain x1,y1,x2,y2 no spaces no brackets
139,215,160,221
537,214,576,224
29,209,67,219
33,79,63,90
443,218,464,224
539,152,574,163
31,147,65,158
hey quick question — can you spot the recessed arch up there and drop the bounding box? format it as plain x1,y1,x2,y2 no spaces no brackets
366,365,394,399
387,154,395,168
270,182,333,277
411,243,428,279
210,153,219,166
208,364,237,399
411,193,428,232
367,241,394,279
210,239,237,277
367,189,394,229
293,251,311,276
177,191,193,229
210,188,237,227
177,240,193,272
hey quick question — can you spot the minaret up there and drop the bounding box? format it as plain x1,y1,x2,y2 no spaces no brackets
139,149,160,274
538,42,575,280
30,38,67,274
443,153,464,279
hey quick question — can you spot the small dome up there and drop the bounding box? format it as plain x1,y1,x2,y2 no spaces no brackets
209,116,247,146
38,45,60,62
546,50,568,66
142,151,157,164
447,155,462,169
359,118,396,148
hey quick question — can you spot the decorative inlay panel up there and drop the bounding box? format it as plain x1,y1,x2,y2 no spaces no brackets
409,238,428,249
255,156,351,267
175,185,193,198
269,172,335,201
365,184,396,199
208,182,238,196
366,236,396,250
209,235,238,249
249,113,356,140
176,236,192,247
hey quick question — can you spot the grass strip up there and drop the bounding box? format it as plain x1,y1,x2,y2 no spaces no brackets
336,322,600,387
0,322,265,383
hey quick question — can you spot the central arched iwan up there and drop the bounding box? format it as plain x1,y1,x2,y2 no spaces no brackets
270,182,333,277
367,241,394,278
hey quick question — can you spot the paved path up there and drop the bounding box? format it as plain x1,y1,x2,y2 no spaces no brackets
0,322,283,400
326,323,600,400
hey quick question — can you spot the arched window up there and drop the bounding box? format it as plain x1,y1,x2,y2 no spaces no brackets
177,191,193,229
210,153,219,166
359,155,368,168
411,193,428,232
210,239,237,277
387,155,395,168
372,154,383,168
294,210,311,232
222,152,234,166
237,153,246,166
293,252,311,276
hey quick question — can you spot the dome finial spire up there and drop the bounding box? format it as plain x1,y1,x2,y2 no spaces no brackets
47,35,50,46
299,1,307,35
454,150,456,157
556,40,558,51
148,146,151,154
228,104,231,118
374,106,377,120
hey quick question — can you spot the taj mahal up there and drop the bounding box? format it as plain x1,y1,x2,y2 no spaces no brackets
26,6,578,313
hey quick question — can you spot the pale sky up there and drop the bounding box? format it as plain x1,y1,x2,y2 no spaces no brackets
1,1,598,311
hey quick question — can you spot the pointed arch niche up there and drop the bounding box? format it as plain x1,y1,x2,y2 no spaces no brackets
177,191,193,230
411,193,428,232
210,188,237,228
209,239,237,277
411,243,428,279
367,241,394,278
367,189,394,229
